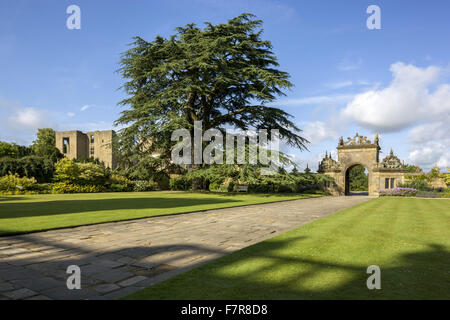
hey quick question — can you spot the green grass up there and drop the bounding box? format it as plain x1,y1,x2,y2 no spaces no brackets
125,198,450,300
0,191,318,236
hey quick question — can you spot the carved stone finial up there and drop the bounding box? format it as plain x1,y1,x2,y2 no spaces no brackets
381,148,403,169
339,136,344,146
375,133,379,145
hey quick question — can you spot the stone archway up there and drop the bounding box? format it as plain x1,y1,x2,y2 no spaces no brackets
344,164,369,195
318,133,407,196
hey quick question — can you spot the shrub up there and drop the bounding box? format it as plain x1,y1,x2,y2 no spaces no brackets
0,173,37,192
54,158,108,186
227,180,236,192
34,183,52,194
109,174,133,192
169,176,192,191
53,158,80,184
109,183,131,192
398,180,430,191
52,182,106,194
379,188,417,197
77,162,108,185
0,156,54,183
132,180,158,192
416,191,440,198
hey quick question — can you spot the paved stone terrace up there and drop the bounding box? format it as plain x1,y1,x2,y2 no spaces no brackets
0,196,372,300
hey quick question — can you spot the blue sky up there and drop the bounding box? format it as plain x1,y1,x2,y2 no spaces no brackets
0,0,449,170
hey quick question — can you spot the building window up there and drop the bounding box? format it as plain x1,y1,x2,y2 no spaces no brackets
90,135,94,143
63,138,69,154
90,146,94,156
385,178,390,189
390,178,395,189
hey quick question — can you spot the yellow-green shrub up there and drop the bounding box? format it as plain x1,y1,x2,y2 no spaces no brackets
0,173,37,192
52,182,106,194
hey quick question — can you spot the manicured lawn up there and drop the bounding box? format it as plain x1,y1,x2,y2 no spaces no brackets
0,191,318,236
125,197,450,300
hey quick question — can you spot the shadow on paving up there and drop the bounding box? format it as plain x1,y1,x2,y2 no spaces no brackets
0,197,240,219
125,236,450,300
2,229,448,300
0,231,230,300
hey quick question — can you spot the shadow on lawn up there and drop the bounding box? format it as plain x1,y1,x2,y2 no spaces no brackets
0,197,240,219
1,231,449,300
127,237,450,300
0,196,27,202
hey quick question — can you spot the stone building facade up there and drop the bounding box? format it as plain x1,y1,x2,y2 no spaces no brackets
318,133,407,196
55,130,117,169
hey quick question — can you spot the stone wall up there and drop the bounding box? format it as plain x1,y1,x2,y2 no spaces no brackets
55,130,117,169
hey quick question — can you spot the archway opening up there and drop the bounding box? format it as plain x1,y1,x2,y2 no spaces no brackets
345,164,369,196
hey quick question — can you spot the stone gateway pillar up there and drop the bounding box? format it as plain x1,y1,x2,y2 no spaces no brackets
318,133,407,196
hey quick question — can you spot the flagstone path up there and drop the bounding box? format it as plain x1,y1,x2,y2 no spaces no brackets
0,196,372,300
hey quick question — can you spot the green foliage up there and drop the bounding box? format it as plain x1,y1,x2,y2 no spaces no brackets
444,168,450,185
398,180,430,191
115,13,308,171
109,173,133,192
348,165,368,191
0,173,37,192
0,142,17,158
0,156,54,183
77,162,109,185
404,164,422,173
54,158,108,185
73,157,102,165
415,191,440,198
52,182,106,194
170,176,193,191
31,128,63,162
0,142,32,158
169,164,333,193
54,158,80,184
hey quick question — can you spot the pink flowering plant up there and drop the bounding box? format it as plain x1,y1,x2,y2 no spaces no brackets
379,187,418,197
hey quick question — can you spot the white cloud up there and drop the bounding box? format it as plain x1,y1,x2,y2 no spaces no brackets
326,81,353,89
80,105,91,111
408,141,449,170
277,94,354,107
406,117,450,170
67,112,75,118
302,121,339,145
337,58,362,71
9,107,48,130
341,62,450,133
